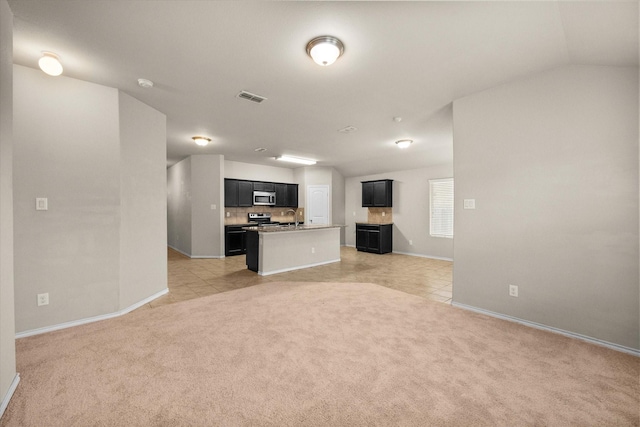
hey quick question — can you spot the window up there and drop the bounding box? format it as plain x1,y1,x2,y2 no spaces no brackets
429,178,454,238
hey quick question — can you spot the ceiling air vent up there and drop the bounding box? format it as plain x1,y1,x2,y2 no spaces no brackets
237,90,267,104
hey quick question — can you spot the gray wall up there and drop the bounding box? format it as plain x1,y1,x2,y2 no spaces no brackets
167,155,224,258
225,160,295,183
118,93,168,308
0,0,17,409
345,165,455,260
13,65,167,333
331,168,345,244
167,157,192,255
452,65,639,351
191,155,224,257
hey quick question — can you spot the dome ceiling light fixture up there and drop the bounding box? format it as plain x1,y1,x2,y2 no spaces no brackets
38,52,63,76
395,139,413,149
192,136,211,147
306,36,345,66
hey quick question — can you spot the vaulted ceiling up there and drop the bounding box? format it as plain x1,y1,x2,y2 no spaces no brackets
8,1,639,176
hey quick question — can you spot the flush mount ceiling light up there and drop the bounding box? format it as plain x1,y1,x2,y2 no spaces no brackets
306,36,344,66
275,155,317,166
192,136,211,146
38,52,63,76
395,139,413,149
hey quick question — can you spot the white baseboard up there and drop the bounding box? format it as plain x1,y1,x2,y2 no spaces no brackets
452,302,640,357
0,373,20,419
168,245,191,258
392,250,453,262
190,255,225,259
15,288,169,339
259,258,341,276
168,245,223,259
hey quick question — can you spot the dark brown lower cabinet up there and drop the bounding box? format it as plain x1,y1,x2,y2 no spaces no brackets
356,223,392,254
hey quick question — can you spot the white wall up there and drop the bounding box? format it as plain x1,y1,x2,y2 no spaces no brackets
452,65,639,351
225,160,295,183
118,93,168,308
13,65,167,333
0,0,17,413
167,157,192,255
345,165,455,260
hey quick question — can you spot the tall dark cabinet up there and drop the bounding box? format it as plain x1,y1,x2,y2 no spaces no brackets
362,179,393,207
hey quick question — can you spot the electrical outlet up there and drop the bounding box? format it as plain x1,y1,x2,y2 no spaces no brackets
382,211,386,217
226,212,230,217
311,247,315,254
37,293,49,306
409,240,413,245
210,204,216,210
509,285,518,297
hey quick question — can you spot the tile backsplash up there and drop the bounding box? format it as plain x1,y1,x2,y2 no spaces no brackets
224,207,305,225
367,208,393,224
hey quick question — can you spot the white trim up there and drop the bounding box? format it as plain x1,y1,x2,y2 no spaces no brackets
168,245,224,259
190,255,224,259
0,374,20,419
259,258,341,276
15,288,169,339
168,244,191,258
452,302,640,357
392,251,453,262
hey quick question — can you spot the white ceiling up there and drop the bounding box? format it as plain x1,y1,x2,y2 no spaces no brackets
8,1,639,177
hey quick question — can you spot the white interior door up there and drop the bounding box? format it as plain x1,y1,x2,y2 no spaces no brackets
307,185,329,225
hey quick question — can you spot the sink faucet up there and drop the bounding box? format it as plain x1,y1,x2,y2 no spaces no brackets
285,209,298,227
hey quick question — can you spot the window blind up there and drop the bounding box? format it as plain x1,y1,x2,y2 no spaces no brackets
429,178,454,238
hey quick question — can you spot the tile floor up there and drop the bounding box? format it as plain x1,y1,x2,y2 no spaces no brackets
139,246,453,310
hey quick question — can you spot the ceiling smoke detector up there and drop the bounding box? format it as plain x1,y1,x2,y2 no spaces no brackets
254,147,267,152
338,125,358,133
137,78,154,88
237,90,267,103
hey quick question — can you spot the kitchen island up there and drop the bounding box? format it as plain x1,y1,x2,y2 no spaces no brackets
244,224,342,276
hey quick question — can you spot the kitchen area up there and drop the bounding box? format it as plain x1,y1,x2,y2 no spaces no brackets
224,178,343,275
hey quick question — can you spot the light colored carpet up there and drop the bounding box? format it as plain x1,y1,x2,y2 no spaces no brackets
2,282,638,426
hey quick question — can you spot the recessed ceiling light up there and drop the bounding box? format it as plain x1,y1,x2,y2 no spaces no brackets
192,136,211,146
254,148,267,152
275,155,316,165
38,52,63,76
395,139,413,149
138,78,154,88
306,36,345,66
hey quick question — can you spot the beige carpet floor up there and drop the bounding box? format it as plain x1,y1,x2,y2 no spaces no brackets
2,282,638,426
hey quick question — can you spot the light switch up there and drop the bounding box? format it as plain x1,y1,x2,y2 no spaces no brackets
211,204,216,210
36,198,48,211
463,199,476,209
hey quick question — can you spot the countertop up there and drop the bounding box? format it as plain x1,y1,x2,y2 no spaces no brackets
243,224,344,233
356,222,394,226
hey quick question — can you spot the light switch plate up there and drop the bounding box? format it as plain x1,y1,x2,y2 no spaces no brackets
36,198,48,211
463,199,476,209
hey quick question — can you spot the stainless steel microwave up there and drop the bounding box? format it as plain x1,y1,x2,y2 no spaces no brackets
253,191,276,206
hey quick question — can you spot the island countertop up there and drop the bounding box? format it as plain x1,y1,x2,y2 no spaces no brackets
242,224,345,233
